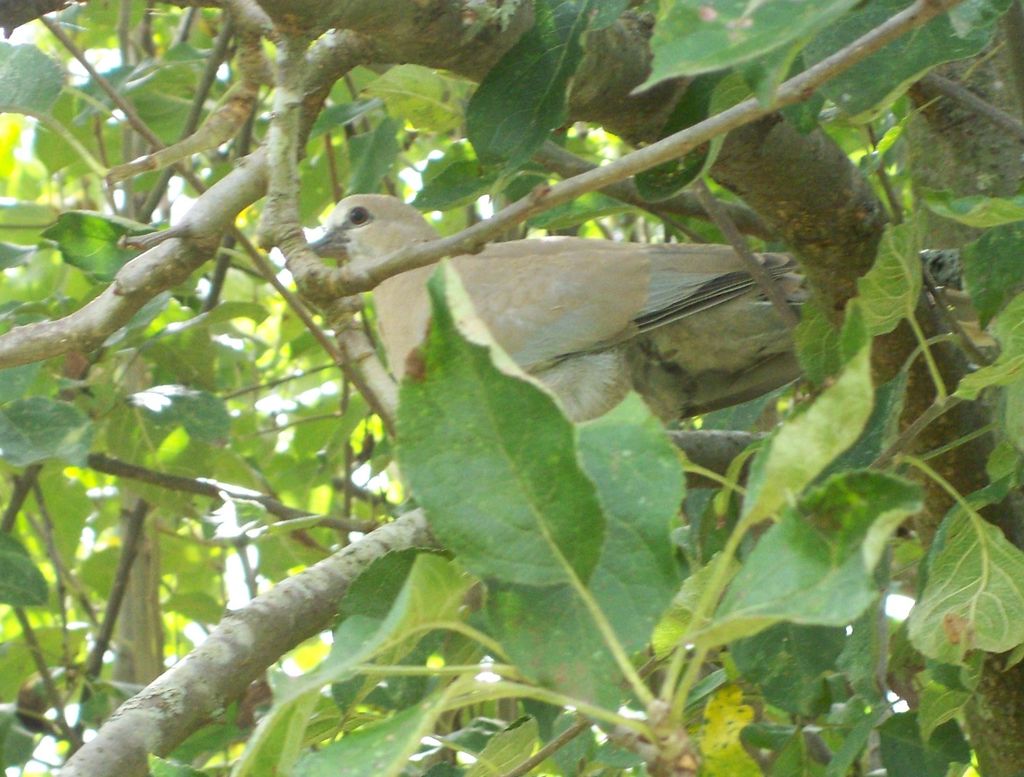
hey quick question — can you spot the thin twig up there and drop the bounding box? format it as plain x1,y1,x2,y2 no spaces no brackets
502,718,590,777
693,180,800,328
42,16,163,150
13,607,82,748
85,453,376,532
223,364,335,398
139,13,237,222
872,397,963,469
1,463,42,533
533,141,773,240
83,500,149,680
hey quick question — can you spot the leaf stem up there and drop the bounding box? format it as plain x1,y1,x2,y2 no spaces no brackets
906,313,948,402
660,510,757,720
447,680,654,737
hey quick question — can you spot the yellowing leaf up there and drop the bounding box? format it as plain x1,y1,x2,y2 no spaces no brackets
699,685,760,777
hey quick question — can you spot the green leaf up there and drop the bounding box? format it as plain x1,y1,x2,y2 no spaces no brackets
0,396,93,466
955,292,1024,399
148,754,211,777
908,510,1024,662
347,117,400,194
917,670,972,741
0,534,48,606
706,472,921,645
742,344,874,523
823,700,887,777
524,191,630,229
128,385,231,443
731,623,846,716
487,582,618,707
803,0,1006,118
492,396,683,705
413,142,496,211
42,211,151,282
794,298,841,386
397,263,606,587
467,0,594,168
294,697,449,777
879,713,970,777
577,395,682,652
0,363,41,404
642,0,860,85
855,217,923,336
0,242,35,270
635,72,729,201
233,688,319,777
465,717,538,777
364,65,470,133
825,372,907,474
308,99,383,139
0,201,58,245
961,222,1024,326
924,189,1024,227
0,43,63,114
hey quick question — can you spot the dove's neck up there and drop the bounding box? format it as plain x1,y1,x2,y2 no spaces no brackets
348,225,438,275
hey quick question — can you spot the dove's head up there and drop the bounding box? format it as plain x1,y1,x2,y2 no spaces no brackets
311,194,438,272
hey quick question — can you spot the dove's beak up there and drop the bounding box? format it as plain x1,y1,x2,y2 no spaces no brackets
308,227,349,260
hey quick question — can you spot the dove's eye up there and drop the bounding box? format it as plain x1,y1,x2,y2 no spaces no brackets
348,206,371,227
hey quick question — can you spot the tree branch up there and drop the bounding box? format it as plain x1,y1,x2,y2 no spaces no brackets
60,509,436,777
532,142,774,240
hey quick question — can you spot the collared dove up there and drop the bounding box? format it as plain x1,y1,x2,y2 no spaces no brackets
311,194,807,422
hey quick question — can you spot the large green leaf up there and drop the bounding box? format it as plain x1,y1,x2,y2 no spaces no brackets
0,535,48,607
466,0,594,168
742,343,874,523
961,223,1024,327
577,395,683,653
347,117,400,194
294,697,449,777
488,397,680,708
398,263,606,587
43,211,151,282
803,0,1009,117
704,472,921,645
0,396,93,466
642,0,859,85
363,65,470,133
924,189,1024,228
731,623,846,716
0,43,63,114
955,292,1024,399
878,713,970,777
127,385,231,443
856,217,923,336
908,510,1024,663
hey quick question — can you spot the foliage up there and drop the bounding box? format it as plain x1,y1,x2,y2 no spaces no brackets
1,1,1023,776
